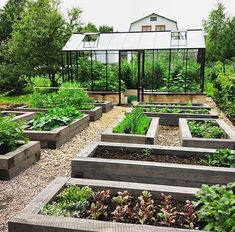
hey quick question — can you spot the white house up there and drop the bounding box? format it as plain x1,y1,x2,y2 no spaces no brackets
129,13,178,32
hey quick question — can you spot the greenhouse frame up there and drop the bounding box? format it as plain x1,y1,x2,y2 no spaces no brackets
62,29,206,104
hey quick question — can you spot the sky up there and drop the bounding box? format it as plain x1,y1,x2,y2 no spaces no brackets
0,0,235,31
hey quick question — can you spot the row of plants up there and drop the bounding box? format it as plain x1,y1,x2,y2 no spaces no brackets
113,108,150,135
143,107,209,115
41,182,235,231
27,107,83,131
188,120,227,139
29,82,94,110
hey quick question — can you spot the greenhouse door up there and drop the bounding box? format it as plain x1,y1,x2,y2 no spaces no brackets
137,51,144,102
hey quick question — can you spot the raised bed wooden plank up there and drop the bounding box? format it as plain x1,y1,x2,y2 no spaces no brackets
1,111,36,122
71,142,235,187
0,141,41,180
8,177,200,232
142,110,218,126
24,115,89,149
15,106,102,122
90,101,113,113
138,102,211,110
179,118,235,149
101,117,159,145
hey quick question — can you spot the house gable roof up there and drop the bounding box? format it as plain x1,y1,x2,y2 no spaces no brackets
130,13,178,25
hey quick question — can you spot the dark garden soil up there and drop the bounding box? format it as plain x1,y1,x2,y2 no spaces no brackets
94,147,205,166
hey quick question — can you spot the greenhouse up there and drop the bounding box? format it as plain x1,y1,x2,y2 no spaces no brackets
62,29,206,103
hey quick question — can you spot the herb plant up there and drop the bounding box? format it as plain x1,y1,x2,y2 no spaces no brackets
27,107,83,131
202,148,235,168
194,182,235,232
0,116,28,154
188,120,226,139
145,107,209,114
113,108,150,135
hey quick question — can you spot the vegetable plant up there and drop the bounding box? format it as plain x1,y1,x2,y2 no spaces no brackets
194,182,235,232
0,116,28,154
145,107,209,114
27,107,83,131
202,148,235,168
188,120,226,139
113,108,150,135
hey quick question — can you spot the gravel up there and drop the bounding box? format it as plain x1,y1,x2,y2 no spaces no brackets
0,106,127,232
156,125,181,146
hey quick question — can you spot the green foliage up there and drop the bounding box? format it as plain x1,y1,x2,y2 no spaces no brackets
0,115,28,154
27,107,83,131
29,82,94,110
42,186,93,217
113,108,150,135
99,25,113,33
202,149,235,168
8,0,70,87
188,120,226,139
194,182,235,232
0,63,27,95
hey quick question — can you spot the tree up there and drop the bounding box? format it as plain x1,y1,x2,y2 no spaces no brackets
82,22,98,32
0,0,27,42
99,25,113,33
67,7,83,33
203,2,227,62
8,0,69,87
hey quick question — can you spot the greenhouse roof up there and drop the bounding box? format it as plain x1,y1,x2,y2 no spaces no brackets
62,29,205,52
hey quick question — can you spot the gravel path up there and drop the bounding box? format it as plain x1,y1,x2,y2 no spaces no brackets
0,106,127,232
156,125,181,147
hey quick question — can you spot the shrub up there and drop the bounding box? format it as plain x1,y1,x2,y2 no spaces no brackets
113,108,150,135
0,116,28,154
27,107,83,131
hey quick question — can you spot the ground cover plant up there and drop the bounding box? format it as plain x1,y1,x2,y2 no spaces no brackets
27,107,83,131
42,186,199,229
0,115,28,154
112,108,150,135
144,107,209,114
188,120,227,139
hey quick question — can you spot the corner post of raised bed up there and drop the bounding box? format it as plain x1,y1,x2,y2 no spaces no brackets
118,50,122,105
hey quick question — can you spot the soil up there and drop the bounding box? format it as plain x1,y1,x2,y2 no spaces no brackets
94,147,205,166
156,126,181,146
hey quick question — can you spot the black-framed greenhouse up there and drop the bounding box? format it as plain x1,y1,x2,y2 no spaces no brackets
62,30,206,103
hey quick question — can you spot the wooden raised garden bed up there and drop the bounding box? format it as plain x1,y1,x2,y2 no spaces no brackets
101,117,159,145
24,115,89,149
71,142,235,188
141,108,218,126
0,141,41,180
1,111,35,122
91,101,113,113
179,118,235,149
14,106,102,122
8,177,200,232
138,102,211,110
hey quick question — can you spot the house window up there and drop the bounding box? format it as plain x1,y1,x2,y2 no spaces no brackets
142,25,152,32
155,25,166,31
150,16,157,21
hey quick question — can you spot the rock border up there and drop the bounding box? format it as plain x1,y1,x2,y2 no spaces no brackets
71,142,235,187
101,117,159,145
179,118,235,149
0,141,41,180
8,177,200,232
24,115,89,149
